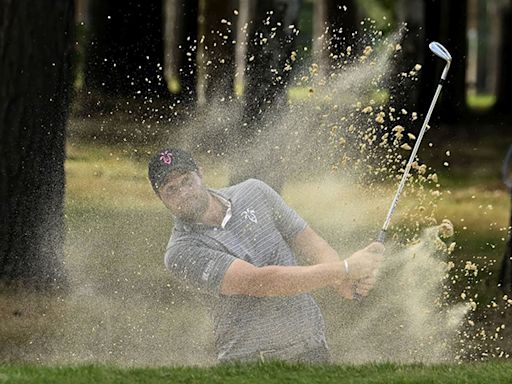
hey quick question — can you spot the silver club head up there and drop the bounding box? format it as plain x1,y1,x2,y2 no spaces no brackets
429,41,452,62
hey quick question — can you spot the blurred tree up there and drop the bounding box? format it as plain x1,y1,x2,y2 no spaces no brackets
242,0,301,131
85,0,169,100
0,0,74,289
197,0,237,104
313,0,359,73
163,0,199,104
494,0,512,115
475,0,490,93
229,0,301,191
326,0,359,66
432,0,468,124
394,0,467,127
484,0,501,97
392,0,425,115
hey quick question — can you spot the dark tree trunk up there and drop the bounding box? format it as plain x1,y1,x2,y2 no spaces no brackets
229,0,301,191
435,0,468,124
419,0,443,117
0,0,74,290
494,2,512,114
318,0,359,70
313,0,328,73
198,0,236,103
392,0,425,115
163,0,199,104
328,0,358,57
396,0,467,129
241,0,301,132
85,0,169,99
476,0,490,93
395,0,442,121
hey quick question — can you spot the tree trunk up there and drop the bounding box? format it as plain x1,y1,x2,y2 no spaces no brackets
328,0,358,59
235,0,251,95
494,1,512,114
397,0,467,127
393,0,426,115
435,0,468,124
420,0,443,119
313,0,328,73
229,0,301,191
85,0,169,99
241,0,301,132
163,0,199,103
197,0,236,104
0,0,73,290
486,0,501,96
313,0,359,72
476,0,490,93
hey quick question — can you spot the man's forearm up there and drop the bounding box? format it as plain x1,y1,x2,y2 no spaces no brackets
292,227,343,265
232,262,346,297
221,242,383,297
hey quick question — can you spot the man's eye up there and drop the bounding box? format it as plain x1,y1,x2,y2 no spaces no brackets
165,186,177,194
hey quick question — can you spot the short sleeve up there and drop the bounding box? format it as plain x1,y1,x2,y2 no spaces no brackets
165,240,236,298
254,179,308,242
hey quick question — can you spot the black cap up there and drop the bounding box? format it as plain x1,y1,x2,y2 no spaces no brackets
148,148,198,193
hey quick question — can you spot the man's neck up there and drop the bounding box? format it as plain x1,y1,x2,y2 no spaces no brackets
199,192,227,227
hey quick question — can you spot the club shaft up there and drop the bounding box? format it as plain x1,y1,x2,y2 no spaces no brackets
379,62,450,240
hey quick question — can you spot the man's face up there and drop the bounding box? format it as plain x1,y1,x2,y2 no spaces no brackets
158,170,210,222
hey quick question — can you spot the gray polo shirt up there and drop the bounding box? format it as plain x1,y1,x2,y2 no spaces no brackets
164,179,327,362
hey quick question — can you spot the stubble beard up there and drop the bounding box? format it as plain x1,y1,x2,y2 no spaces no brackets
176,189,210,223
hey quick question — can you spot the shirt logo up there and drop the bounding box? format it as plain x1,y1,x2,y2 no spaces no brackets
241,209,257,223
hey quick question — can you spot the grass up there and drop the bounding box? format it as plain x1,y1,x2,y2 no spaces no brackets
1,361,512,383
466,93,496,110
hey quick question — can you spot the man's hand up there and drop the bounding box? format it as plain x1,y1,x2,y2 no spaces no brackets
353,276,377,298
336,279,356,299
345,242,384,280
335,275,377,300
334,242,384,299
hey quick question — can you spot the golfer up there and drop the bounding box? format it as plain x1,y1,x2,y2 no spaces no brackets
149,148,384,363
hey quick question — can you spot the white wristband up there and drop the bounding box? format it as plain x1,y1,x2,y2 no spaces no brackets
343,259,349,275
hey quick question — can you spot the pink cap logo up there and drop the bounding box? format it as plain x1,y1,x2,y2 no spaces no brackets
159,150,173,165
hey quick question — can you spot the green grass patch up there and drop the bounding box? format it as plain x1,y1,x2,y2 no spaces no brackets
467,93,496,110
1,362,512,384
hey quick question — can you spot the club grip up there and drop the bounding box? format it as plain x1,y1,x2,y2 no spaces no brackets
376,229,387,243
353,230,386,302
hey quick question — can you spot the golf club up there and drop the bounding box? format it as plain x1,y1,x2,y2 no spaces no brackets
377,41,452,243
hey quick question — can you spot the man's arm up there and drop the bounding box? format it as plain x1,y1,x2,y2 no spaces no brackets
220,242,384,297
291,226,341,265
290,226,355,299
220,258,347,297
290,227,386,299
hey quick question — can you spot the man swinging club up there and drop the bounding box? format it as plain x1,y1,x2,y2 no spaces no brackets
148,148,384,363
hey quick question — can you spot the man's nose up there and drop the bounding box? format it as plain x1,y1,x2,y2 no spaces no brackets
177,186,194,200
